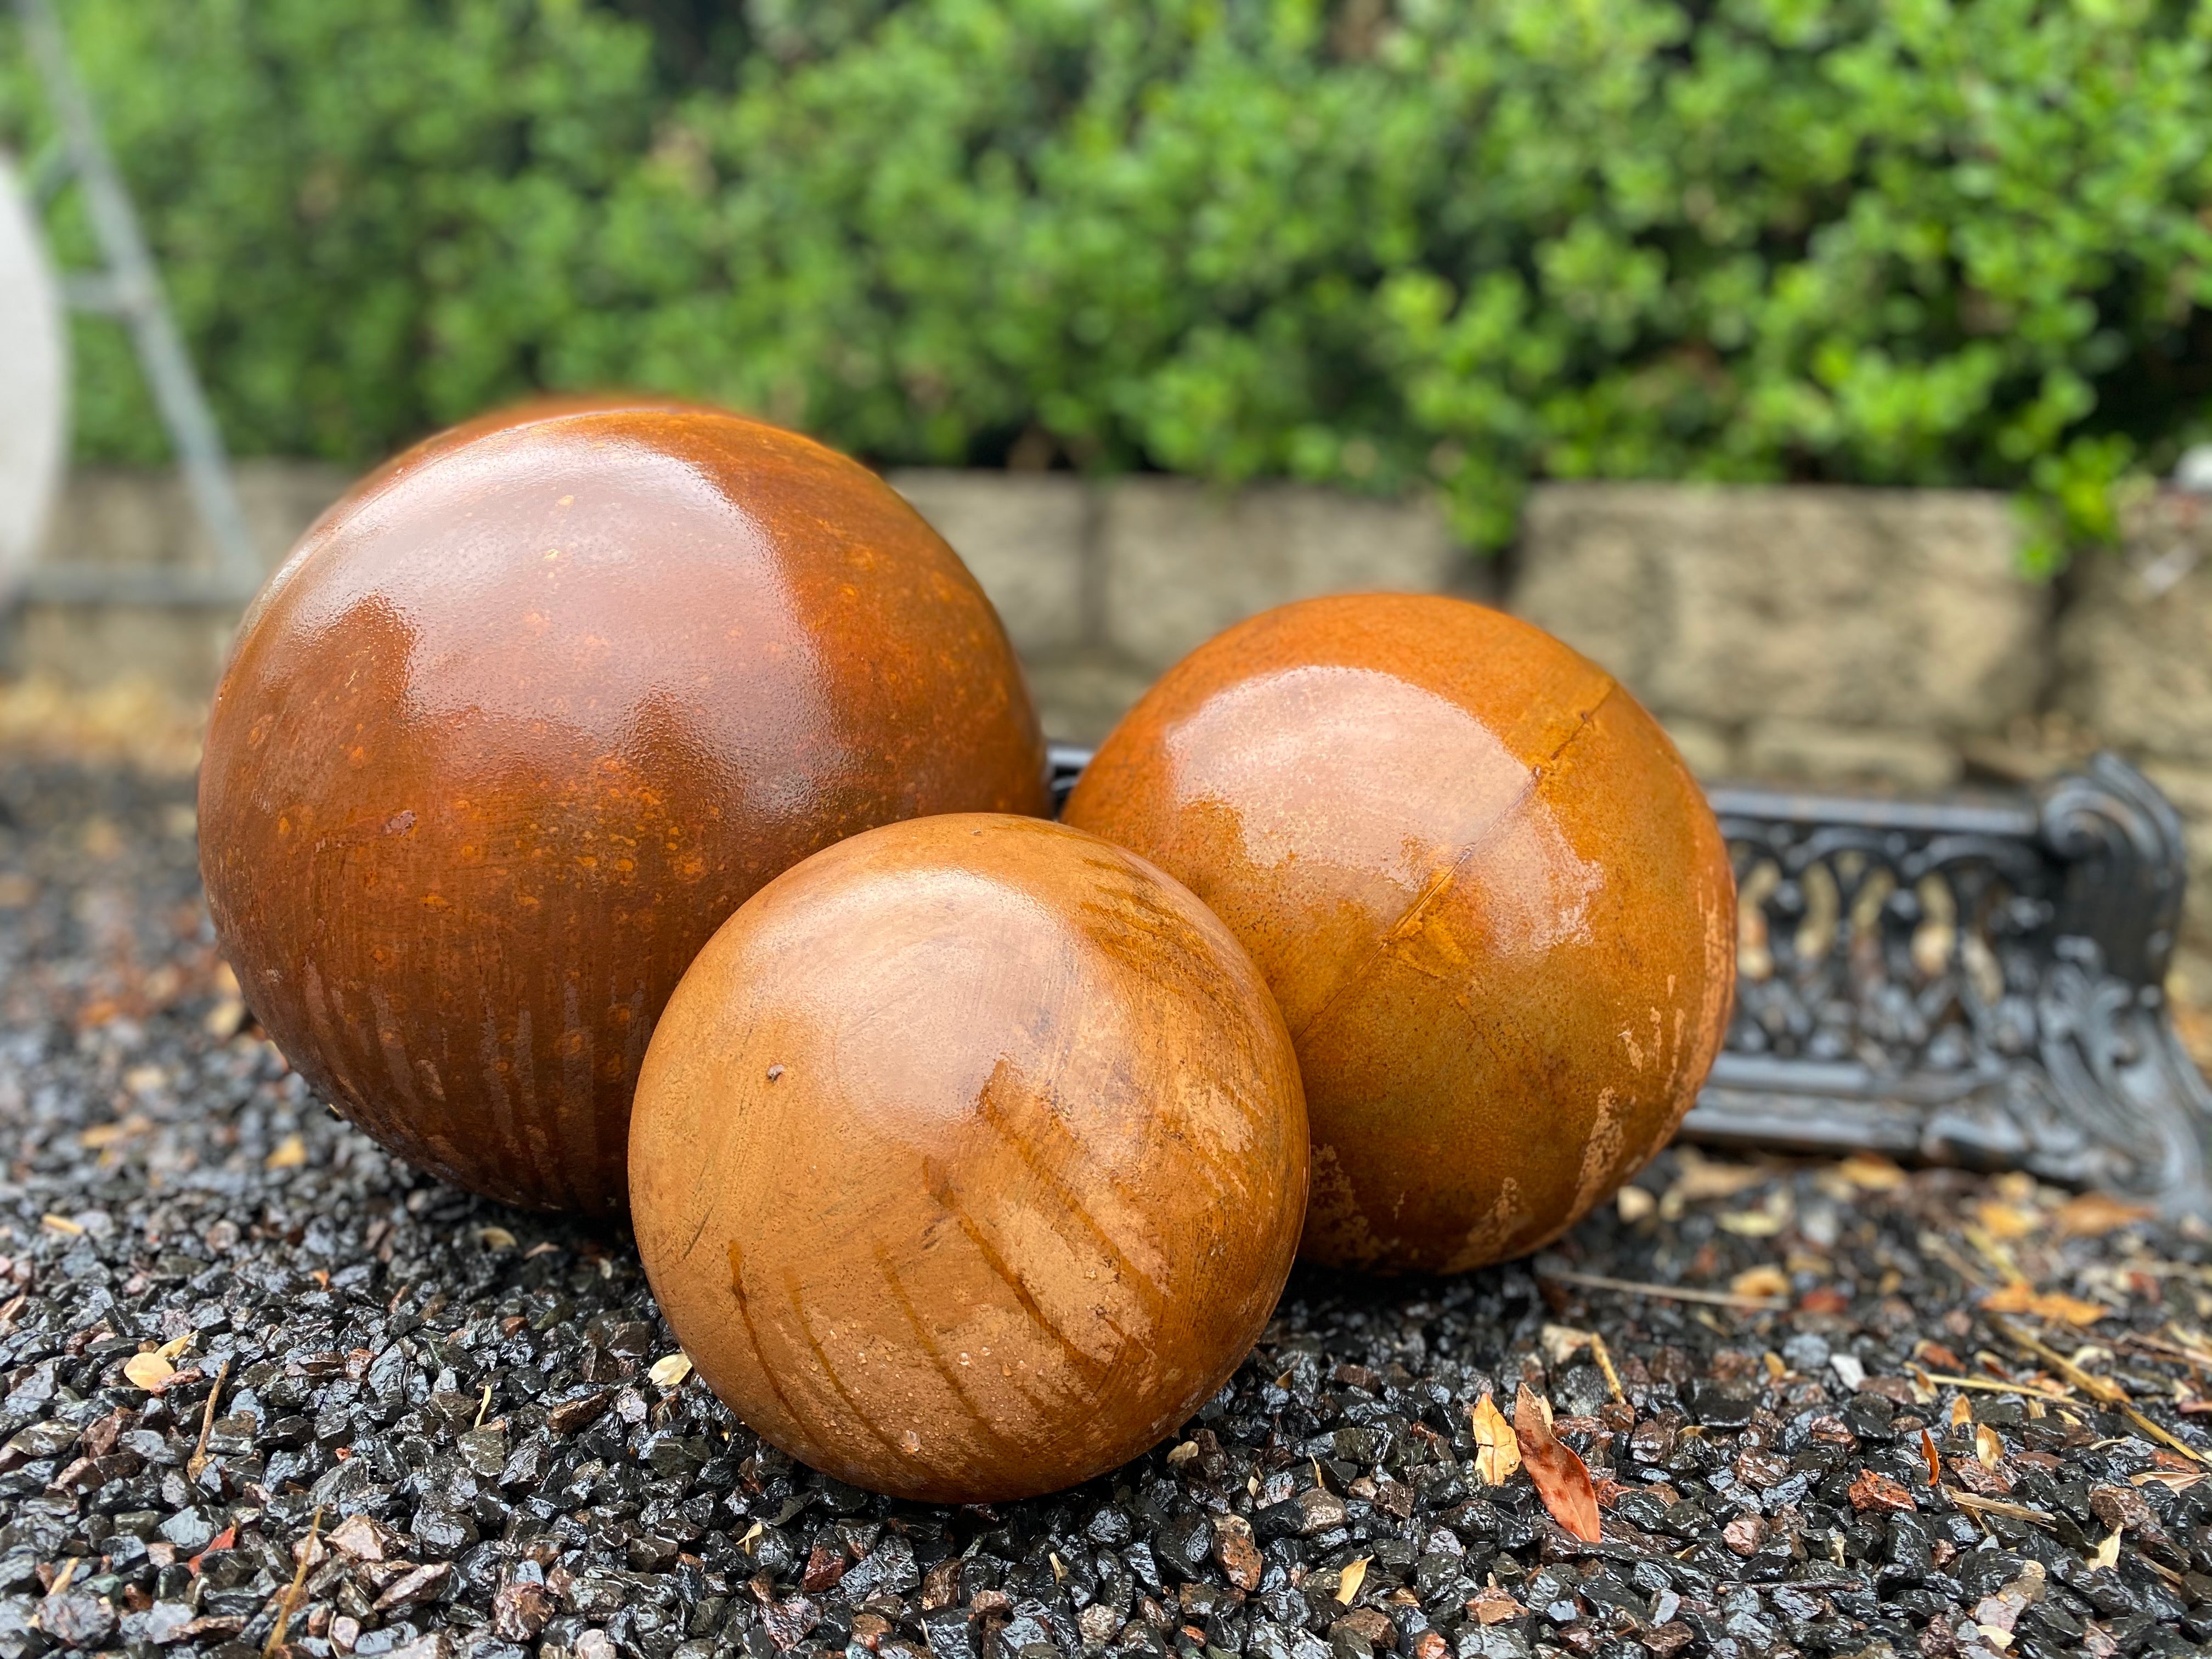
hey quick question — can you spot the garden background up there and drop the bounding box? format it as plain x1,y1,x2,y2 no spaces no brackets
6,0,2211,566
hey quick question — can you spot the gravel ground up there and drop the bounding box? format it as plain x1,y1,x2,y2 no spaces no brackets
5,758,2212,1659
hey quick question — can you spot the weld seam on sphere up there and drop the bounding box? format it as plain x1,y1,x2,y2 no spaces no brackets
199,402,1049,1215
1062,592,1736,1276
629,813,1309,1503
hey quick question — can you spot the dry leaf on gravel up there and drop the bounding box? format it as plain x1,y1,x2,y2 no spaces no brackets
122,1352,172,1391
1470,1392,1520,1486
649,1352,693,1389
1334,1557,1368,1604
1667,1149,1772,1203
1973,1200,2038,1239
264,1135,307,1171
2053,1193,2155,1237
1539,1324,1592,1365
1837,1153,1908,1189
1980,1281,2108,1325
1976,1424,2004,1469
1730,1266,1789,1300
1513,1383,1600,1543
78,1116,150,1150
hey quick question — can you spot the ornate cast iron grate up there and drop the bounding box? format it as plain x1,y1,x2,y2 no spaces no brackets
1045,745,2212,1217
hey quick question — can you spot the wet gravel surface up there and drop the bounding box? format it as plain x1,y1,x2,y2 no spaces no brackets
5,759,2212,1659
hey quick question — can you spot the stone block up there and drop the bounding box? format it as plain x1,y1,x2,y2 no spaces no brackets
1659,717,1736,780
1101,479,1461,673
1024,654,1156,747
2056,493,2212,766
888,470,1091,657
13,460,353,698
37,459,351,577
2139,759,2212,956
1514,484,2046,733
12,602,241,698
1739,719,1961,791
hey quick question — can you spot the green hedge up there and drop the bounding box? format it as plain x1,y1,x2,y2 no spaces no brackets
8,0,2212,561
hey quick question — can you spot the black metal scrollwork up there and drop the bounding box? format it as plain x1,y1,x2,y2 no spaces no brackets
1691,753,2212,1215
1047,744,2212,1216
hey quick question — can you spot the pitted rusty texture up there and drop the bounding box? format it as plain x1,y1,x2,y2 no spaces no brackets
200,403,1049,1215
1064,593,1735,1274
629,814,1308,1503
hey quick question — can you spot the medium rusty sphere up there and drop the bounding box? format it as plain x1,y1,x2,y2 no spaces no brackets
1063,594,1735,1274
201,404,1049,1215
629,813,1308,1502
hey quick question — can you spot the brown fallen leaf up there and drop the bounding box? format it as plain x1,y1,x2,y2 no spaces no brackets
1836,1153,1908,1190
1973,1200,2038,1240
2094,1527,2121,1570
78,1115,151,1150
1513,1383,1600,1543
1980,1281,2108,1325
1334,1557,1368,1605
122,1351,174,1392
1950,1396,1974,1428
1730,1265,1789,1300
1976,1424,2004,1469
265,1135,307,1171
1470,1392,1520,1486
1667,1148,1771,1204
2053,1192,2155,1238
1918,1429,1942,1485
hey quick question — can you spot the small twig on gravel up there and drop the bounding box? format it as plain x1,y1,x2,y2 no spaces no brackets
263,1503,324,1657
1991,1312,2212,1466
1587,1330,1626,1402
1919,1370,2080,1405
1987,1312,2126,1403
1536,1265,1786,1311
1944,1490,2057,1529
186,1355,230,1482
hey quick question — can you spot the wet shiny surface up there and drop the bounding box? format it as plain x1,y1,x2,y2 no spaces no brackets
1064,594,1734,1274
629,814,1308,1503
201,405,1049,1215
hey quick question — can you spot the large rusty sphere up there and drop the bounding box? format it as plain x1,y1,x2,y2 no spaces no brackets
200,404,1049,1215
1063,594,1734,1274
629,814,1308,1502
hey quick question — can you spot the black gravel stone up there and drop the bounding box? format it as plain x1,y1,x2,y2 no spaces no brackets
7,758,2212,1659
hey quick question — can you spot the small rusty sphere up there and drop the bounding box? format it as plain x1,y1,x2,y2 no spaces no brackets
629,813,1308,1502
201,403,1048,1215
1063,594,1734,1274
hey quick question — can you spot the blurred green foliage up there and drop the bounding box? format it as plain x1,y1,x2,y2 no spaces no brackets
7,0,2211,561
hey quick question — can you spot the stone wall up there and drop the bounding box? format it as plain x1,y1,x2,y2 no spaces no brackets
8,461,349,694
888,472,1468,741
1513,485,2048,789
2053,491,2212,973
7,461,2209,968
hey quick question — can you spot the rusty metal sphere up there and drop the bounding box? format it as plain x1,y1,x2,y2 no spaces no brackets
201,404,1049,1214
1063,593,1735,1274
629,814,1308,1502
